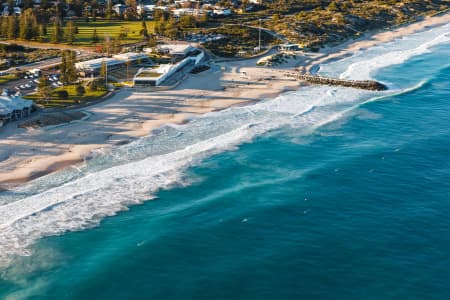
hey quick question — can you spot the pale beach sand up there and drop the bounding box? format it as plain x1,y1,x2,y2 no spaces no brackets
0,12,449,189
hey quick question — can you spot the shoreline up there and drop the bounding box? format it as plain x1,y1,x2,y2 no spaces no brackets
1,12,449,190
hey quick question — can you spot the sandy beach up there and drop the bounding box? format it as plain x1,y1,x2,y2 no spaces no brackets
1,12,449,189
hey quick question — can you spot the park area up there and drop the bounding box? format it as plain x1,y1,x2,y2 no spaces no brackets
25,84,108,108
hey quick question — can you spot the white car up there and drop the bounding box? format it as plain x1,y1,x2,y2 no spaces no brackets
24,84,31,88
57,81,63,86
34,79,39,84
52,83,58,87
19,85,26,89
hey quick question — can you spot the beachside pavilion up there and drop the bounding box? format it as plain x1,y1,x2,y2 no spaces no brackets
0,95,34,127
133,49,205,87
75,52,150,77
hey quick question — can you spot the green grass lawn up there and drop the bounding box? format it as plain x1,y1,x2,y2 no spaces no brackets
0,74,18,85
47,20,155,45
25,84,108,108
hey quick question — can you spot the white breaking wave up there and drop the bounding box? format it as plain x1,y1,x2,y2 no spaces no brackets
340,25,450,80
0,22,449,267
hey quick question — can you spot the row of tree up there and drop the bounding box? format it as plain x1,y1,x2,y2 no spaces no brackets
0,9,78,44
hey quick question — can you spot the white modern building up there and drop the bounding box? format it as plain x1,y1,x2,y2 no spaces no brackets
0,95,34,127
133,49,204,86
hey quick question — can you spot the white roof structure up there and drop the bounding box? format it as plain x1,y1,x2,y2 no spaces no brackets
158,44,194,56
75,53,149,72
75,57,121,72
112,52,149,62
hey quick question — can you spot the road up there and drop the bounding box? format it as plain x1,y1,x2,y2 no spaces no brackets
0,40,97,74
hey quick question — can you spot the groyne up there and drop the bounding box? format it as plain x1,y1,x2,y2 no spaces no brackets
298,74,387,91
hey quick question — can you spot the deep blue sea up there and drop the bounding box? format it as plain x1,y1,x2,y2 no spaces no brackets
0,25,449,299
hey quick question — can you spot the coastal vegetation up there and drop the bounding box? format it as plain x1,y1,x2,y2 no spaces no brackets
262,0,449,47
202,25,279,57
0,44,60,70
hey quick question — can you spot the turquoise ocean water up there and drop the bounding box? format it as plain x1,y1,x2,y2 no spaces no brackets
0,24,449,299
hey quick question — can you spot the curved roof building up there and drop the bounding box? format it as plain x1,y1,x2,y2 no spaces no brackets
0,95,34,127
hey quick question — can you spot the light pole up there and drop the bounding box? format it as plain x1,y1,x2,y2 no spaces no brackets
105,60,108,89
258,18,262,52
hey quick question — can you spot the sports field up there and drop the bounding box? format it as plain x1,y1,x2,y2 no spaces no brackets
48,20,155,45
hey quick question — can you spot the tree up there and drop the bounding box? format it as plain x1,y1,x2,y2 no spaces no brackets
100,60,107,78
51,20,63,43
60,50,67,82
38,75,52,101
60,50,77,84
39,24,47,40
112,36,122,54
147,34,157,48
19,8,38,40
7,17,19,40
75,85,85,96
55,90,69,99
140,20,149,39
0,17,9,38
64,20,77,44
92,27,99,44
328,1,339,12
106,0,113,20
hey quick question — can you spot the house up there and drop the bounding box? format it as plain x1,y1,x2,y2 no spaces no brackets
212,7,232,16
1,5,21,16
0,95,34,127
